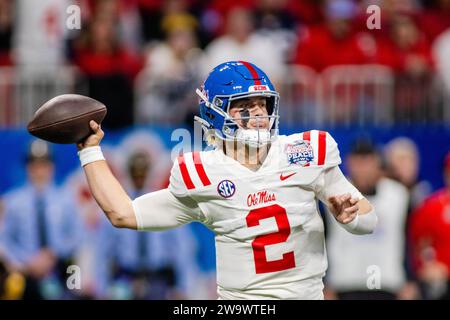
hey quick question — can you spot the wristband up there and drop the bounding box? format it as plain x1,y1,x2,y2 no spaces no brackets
78,146,105,167
338,208,377,235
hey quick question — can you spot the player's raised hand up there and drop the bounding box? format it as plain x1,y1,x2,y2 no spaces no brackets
328,193,359,224
77,120,104,151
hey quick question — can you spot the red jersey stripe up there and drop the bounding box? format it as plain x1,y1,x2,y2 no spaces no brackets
239,61,262,85
177,154,195,190
192,151,211,186
302,131,311,141
318,131,327,165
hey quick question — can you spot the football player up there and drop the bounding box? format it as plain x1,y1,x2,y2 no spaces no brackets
77,61,377,299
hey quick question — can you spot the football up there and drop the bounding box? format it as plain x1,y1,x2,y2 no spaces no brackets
27,94,107,144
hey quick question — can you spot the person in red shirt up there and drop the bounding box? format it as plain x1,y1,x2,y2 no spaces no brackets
73,10,143,129
373,12,434,122
375,13,434,75
418,0,450,42
409,152,450,300
294,0,374,71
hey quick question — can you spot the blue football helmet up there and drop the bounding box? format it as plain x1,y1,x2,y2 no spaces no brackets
195,61,280,147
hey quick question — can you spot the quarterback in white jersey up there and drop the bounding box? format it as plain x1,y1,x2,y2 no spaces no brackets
77,61,377,300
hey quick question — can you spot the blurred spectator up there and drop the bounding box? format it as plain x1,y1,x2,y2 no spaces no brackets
160,0,198,33
0,0,13,66
73,13,144,129
384,137,432,210
98,150,200,299
325,138,419,299
294,0,375,71
253,0,298,62
375,12,434,121
375,13,433,75
433,26,450,95
202,6,285,85
384,137,432,295
409,151,450,300
137,0,196,45
13,0,69,71
0,140,83,299
137,0,165,43
116,1,144,55
419,0,450,42
196,0,254,48
83,0,144,55
136,15,202,125
287,0,324,26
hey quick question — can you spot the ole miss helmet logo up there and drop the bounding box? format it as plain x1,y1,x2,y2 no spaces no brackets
217,180,236,198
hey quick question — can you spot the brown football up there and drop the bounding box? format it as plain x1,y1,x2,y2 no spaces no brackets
27,94,107,144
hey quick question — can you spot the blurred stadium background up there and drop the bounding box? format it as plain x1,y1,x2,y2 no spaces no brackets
1,0,450,300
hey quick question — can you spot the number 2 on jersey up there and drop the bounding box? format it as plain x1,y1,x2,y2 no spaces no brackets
246,204,296,274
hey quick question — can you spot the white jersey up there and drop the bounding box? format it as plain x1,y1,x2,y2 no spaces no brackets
133,130,364,299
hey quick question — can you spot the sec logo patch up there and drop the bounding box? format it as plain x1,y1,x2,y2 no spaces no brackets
217,180,236,198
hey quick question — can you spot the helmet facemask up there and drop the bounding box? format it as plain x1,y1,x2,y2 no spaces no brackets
196,88,280,148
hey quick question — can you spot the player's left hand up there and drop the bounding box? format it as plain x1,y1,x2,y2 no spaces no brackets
328,193,359,224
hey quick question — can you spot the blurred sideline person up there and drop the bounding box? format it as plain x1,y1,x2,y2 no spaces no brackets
325,139,418,300
384,137,432,211
76,61,377,300
98,151,199,299
409,151,450,300
0,140,82,299
384,137,432,288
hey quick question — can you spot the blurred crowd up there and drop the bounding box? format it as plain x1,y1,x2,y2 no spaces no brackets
0,0,450,127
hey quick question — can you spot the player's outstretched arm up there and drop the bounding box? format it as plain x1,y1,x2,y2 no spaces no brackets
77,120,137,229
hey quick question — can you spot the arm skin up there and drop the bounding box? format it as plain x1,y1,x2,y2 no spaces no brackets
78,121,137,229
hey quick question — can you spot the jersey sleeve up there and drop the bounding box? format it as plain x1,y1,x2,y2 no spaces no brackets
322,131,341,167
132,189,203,231
314,165,364,205
300,130,342,167
132,155,207,231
